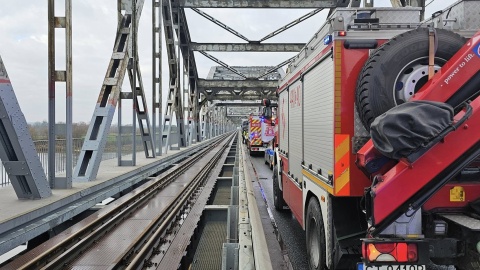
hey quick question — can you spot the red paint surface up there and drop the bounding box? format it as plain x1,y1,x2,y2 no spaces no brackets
412,31,480,103
423,183,480,211
337,44,374,196
289,179,304,226
357,31,480,225
373,97,480,224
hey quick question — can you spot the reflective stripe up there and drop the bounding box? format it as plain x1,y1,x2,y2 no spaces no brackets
334,41,342,134
334,134,350,195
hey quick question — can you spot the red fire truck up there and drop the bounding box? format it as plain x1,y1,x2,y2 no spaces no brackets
247,112,275,155
272,1,480,269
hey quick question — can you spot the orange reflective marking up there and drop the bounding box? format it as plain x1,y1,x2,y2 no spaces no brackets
334,134,350,196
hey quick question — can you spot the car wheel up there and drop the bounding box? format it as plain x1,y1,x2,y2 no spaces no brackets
273,165,286,211
306,197,327,270
355,28,465,130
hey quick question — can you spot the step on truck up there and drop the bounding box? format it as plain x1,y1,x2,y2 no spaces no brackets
272,1,480,269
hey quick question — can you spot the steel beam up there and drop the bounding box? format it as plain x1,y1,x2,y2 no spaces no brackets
203,93,277,101
207,66,283,80
189,42,305,52
48,0,73,189
198,79,278,89
216,102,263,107
0,57,52,199
199,51,247,79
195,92,201,142
73,0,145,181
258,9,322,42
161,0,186,153
152,0,163,156
177,0,345,8
177,9,199,94
191,8,250,41
257,56,295,79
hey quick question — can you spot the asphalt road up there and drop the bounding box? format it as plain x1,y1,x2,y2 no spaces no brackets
249,154,309,270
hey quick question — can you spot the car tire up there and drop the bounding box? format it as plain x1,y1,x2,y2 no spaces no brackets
355,28,465,131
306,197,327,270
273,165,286,211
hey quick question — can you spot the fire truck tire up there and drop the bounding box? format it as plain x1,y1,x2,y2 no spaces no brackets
273,165,286,210
355,28,465,131
306,197,327,270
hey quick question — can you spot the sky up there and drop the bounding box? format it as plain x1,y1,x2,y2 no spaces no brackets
0,0,455,123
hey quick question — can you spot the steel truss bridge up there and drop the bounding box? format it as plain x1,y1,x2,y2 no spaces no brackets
0,0,353,199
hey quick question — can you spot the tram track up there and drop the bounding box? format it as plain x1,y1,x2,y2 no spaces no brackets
9,133,234,270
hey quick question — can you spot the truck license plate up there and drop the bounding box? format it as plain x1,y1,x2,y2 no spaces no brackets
358,263,425,270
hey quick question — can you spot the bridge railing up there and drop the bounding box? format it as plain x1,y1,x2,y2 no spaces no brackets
0,135,147,187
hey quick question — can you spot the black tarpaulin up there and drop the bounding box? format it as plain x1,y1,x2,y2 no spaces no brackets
370,101,454,160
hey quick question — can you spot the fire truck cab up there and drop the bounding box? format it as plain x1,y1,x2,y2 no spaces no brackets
273,1,480,269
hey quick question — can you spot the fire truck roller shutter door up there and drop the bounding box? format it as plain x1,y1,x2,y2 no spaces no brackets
355,28,466,131
278,90,289,155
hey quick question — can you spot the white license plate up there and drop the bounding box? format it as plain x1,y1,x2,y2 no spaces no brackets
358,263,426,270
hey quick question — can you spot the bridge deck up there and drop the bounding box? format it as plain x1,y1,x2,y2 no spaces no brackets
0,140,211,255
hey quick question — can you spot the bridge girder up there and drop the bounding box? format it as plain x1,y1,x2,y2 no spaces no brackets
176,0,346,8
198,79,278,89
190,42,305,52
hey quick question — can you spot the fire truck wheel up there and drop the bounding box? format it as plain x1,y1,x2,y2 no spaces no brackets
306,197,326,270
355,28,465,131
273,165,286,211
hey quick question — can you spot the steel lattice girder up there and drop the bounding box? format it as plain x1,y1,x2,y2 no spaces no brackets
198,79,278,89
73,0,146,181
0,56,52,199
190,42,305,52
203,94,276,101
176,0,348,8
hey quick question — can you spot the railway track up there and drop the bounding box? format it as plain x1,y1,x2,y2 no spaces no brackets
6,133,235,270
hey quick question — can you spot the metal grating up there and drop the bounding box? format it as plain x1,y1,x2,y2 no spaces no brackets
191,221,227,270
211,186,232,205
